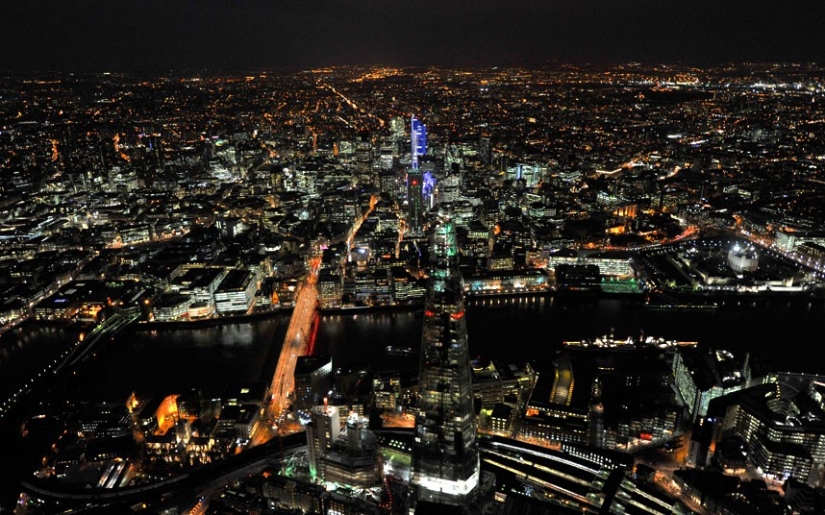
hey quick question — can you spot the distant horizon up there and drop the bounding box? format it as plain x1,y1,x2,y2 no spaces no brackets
3,0,824,74
2,59,824,77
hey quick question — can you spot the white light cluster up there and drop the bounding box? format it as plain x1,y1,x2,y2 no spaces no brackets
416,468,479,496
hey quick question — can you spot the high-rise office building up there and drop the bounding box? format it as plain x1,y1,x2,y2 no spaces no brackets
410,214,479,512
411,115,427,170
478,136,492,166
406,168,425,235
306,403,341,479
294,354,333,410
407,115,433,236
355,130,374,184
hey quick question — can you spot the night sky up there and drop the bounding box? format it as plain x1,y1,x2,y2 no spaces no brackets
1,0,824,72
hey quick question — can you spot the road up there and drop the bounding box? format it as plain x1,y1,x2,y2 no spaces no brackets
251,194,377,446
261,256,321,432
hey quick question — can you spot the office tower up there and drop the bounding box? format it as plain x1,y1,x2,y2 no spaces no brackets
306,403,341,479
478,136,492,166
410,214,479,512
294,354,334,410
407,115,431,235
355,130,373,183
588,376,606,448
390,116,407,140
411,115,427,169
407,168,425,235
419,163,437,211
317,414,380,488
378,168,399,199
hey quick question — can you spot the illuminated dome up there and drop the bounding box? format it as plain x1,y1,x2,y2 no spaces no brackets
727,243,759,273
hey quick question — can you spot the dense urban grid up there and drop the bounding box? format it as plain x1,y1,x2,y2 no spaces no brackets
2,63,825,514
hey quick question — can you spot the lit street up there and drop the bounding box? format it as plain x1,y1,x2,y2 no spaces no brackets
259,256,320,439
252,195,377,446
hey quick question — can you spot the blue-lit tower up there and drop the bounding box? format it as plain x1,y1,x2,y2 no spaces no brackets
407,115,429,235
411,115,427,170
410,213,479,512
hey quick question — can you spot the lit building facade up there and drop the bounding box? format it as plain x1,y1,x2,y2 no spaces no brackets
317,269,344,310
294,354,334,410
463,269,550,296
410,216,480,510
672,346,751,422
319,415,381,488
406,168,425,235
727,243,759,273
707,378,825,485
214,269,257,315
410,115,427,170
307,404,341,479
406,115,432,236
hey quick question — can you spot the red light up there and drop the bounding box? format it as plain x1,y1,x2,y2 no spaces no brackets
412,180,418,185
450,312,464,320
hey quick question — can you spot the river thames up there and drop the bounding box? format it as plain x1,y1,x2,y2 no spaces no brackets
3,293,825,508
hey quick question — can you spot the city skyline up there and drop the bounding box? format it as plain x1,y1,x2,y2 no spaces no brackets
1,0,824,72
3,62,825,513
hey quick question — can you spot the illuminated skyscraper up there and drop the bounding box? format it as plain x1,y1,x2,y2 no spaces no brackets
355,130,374,184
406,168,425,235
410,213,479,512
411,115,427,169
306,403,340,479
407,115,432,235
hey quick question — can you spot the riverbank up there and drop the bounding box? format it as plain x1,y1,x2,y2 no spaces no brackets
132,307,285,330
124,287,825,331
318,301,424,315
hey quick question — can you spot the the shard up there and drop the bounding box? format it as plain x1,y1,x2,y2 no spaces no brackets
410,214,479,512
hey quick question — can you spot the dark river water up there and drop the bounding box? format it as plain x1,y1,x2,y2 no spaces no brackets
3,293,825,508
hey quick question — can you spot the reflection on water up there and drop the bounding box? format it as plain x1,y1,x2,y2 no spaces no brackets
0,322,84,399
5,295,825,406
320,295,825,375
218,324,255,347
62,316,287,402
